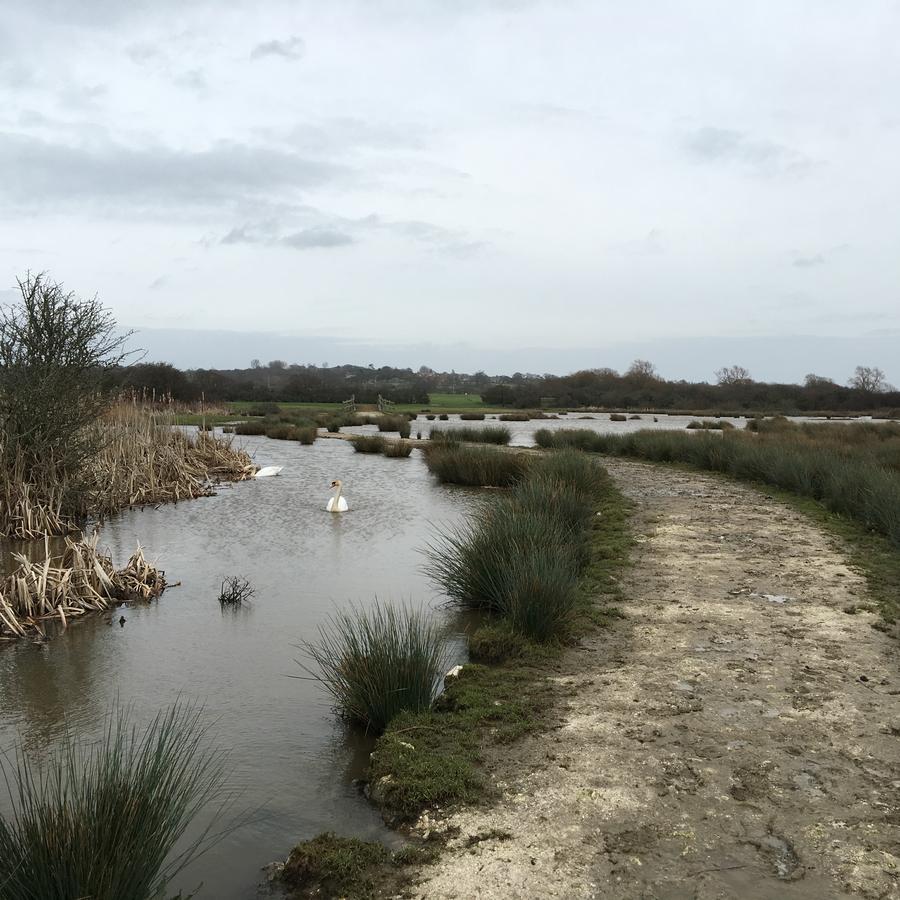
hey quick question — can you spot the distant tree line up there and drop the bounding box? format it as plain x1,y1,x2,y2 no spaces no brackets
480,361,899,413
108,357,899,414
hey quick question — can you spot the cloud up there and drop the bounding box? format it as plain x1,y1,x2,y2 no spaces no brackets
218,211,485,256
684,127,813,177
149,275,168,290
792,253,826,268
361,214,488,257
221,223,355,250
0,132,348,209
250,36,305,61
172,69,207,92
280,228,355,249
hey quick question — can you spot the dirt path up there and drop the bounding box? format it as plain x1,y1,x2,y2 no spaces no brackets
408,459,900,899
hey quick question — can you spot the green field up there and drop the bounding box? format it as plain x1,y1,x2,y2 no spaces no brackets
172,394,512,426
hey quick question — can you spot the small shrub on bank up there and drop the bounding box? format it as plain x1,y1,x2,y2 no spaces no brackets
609,413,627,422
467,622,526,664
296,425,317,445
301,602,448,733
426,414,436,420
498,412,530,421
423,444,529,486
281,833,390,897
429,425,511,445
352,435,386,454
459,413,485,421
438,413,449,420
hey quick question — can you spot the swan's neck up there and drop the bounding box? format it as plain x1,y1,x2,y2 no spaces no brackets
332,484,342,506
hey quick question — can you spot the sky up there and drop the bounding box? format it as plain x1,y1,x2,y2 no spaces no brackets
0,0,898,383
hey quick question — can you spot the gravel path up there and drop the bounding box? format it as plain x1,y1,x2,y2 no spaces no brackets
408,459,900,899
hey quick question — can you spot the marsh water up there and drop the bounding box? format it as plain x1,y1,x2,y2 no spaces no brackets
0,435,476,898
0,411,879,897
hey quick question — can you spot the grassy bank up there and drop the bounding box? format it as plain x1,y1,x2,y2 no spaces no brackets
536,423,900,626
284,448,632,897
428,425,511,445
535,424,900,550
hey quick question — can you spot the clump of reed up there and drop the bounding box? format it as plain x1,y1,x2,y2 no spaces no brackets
296,425,318,445
425,414,436,421
352,435,386,454
383,440,413,458
0,703,227,900
427,448,610,641
686,419,734,430
265,423,301,440
376,415,408,433
300,602,448,733
1,404,256,539
423,444,530,487
429,425,511,445
459,412,485,421
609,413,627,422
498,412,530,421
0,534,166,638
234,419,268,435
438,413,449,420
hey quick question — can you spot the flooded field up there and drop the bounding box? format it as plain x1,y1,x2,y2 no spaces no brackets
0,435,474,899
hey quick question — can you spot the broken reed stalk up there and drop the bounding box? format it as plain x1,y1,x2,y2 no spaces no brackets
0,533,166,639
0,401,255,539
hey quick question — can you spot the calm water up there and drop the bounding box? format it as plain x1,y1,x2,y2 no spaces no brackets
0,436,474,899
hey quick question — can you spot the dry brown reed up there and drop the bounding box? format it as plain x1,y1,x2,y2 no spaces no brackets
0,402,255,539
0,533,166,638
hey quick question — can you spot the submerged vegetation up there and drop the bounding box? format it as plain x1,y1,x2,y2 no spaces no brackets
0,534,166,638
0,704,227,900
301,602,449,734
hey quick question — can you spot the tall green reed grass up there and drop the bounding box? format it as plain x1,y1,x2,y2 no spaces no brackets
428,425,511,445
300,602,448,733
423,444,529,486
0,704,227,900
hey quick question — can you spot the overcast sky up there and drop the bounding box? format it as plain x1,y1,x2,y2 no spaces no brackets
1,1,898,382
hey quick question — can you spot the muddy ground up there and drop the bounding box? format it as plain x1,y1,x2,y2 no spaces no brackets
407,459,900,899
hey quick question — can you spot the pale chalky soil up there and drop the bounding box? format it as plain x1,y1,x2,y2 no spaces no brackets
408,459,899,900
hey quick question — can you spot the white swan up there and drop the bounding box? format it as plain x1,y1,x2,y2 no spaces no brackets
253,465,283,478
326,479,348,512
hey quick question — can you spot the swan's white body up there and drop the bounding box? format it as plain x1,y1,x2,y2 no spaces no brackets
253,466,283,478
326,479,348,512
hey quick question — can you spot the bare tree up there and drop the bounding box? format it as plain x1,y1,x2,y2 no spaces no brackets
848,365,888,393
804,373,835,387
0,272,133,489
625,359,660,382
715,365,753,385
